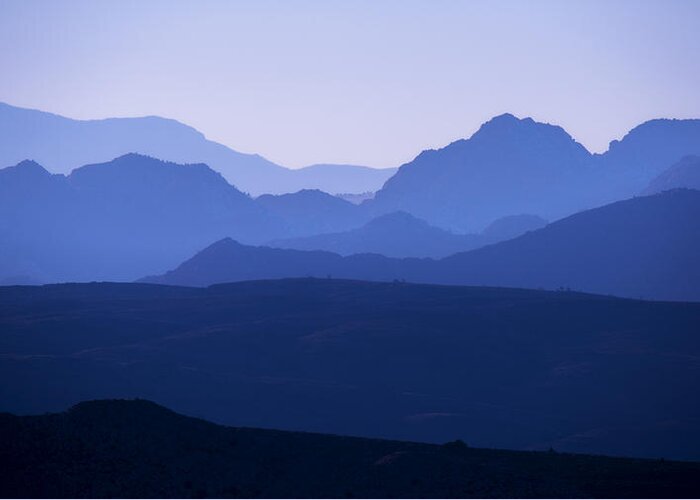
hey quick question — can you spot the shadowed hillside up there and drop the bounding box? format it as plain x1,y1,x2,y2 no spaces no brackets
0,154,281,282
434,188,700,301
146,190,700,301
2,399,699,499
2,279,699,460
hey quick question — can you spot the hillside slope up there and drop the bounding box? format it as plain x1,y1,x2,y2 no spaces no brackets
2,399,699,498
2,279,699,460
146,190,700,301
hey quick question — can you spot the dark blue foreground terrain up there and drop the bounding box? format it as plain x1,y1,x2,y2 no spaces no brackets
2,399,699,498
1,279,698,461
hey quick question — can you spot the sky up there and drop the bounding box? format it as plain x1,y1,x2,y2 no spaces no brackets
1,0,699,168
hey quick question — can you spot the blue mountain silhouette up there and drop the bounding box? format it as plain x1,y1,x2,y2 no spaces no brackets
0,154,280,282
0,102,394,195
268,211,546,258
368,114,700,232
145,189,700,301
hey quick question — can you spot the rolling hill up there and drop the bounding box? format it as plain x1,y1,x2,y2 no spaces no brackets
2,399,699,498
1,279,699,461
433,188,700,301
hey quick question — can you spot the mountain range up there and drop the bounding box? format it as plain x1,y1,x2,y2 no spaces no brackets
145,189,700,301
0,154,547,283
5,101,700,235
3,102,700,296
368,114,700,232
0,102,395,196
268,211,546,258
0,154,280,282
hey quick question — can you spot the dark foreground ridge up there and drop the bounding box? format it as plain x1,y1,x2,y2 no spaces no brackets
1,279,699,461
2,399,699,499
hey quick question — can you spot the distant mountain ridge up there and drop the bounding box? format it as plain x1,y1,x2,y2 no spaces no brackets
0,102,394,195
256,189,370,237
367,113,595,231
367,113,700,232
0,154,543,283
145,189,700,301
268,211,546,258
0,154,281,282
281,163,397,194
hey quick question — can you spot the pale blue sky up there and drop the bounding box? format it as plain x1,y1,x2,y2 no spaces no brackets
1,0,699,168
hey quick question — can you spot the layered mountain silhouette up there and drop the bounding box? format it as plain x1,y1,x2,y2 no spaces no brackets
145,190,700,301
367,113,700,232
433,188,700,301
2,280,699,460
3,153,543,282
3,399,699,498
642,155,700,195
367,114,595,231
0,102,394,195
256,189,370,237
600,119,700,190
0,154,282,282
140,238,422,287
268,211,546,258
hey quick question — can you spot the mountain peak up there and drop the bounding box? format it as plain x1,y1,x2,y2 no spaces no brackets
2,159,51,177
15,159,48,171
489,112,523,123
473,113,570,140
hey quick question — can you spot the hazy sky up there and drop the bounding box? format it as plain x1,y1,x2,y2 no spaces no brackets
1,0,699,168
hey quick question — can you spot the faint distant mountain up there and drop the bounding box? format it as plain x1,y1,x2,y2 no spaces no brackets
0,102,394,195
269,211,546,258
283,164,397,194
642,156,700,195
367,114,700,232
0,154,281,282
146,190,700,301
255,189,370,237
368,113,595,232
